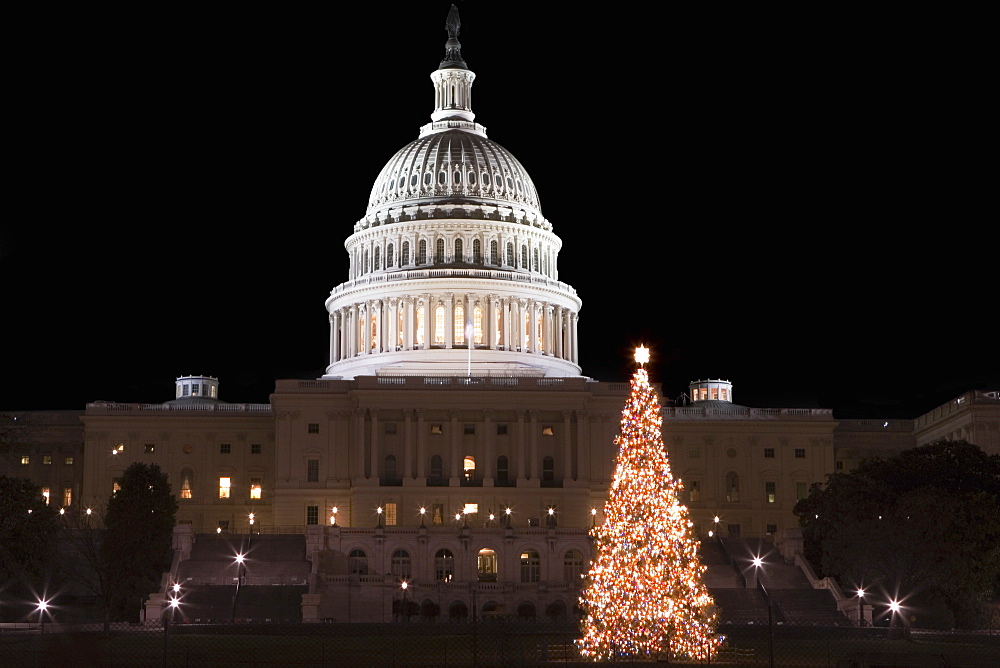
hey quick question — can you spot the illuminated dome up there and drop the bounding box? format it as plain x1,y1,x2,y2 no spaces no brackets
323,6,581,380
365,129,545,228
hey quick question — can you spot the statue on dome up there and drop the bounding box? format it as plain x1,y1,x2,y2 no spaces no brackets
440,4,467,69
445,4,461,39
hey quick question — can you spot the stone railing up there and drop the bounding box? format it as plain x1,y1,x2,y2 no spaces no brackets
86,401,272,415
327,267,578,300
663,405,832,420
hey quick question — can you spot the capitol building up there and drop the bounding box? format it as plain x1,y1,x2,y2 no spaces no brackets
5,7,998,624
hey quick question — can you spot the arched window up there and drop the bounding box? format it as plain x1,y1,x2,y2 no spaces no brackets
506,242,514,266
448,600,468,620
520,245,528,269
532,247,538,272
537,313,544,352
416,306,426,346
454,304,465,344
402,241,410,266
434,305,445,344
348,548,368,575
454,238,463,263
496,456,509,484
391,549,411,579
430,454,443,480
435,238,445,263
374,246,381,271
473,306,483,344
473,238,482,263
564,549,585,582
397,309,404,348
726,472,740,502
495,305,503,346
490,239,498,265
545,601,567,620
364,249,369,274
418,239,427,265
383,454,398,483
520,549,540,583
386,243,394,269
435,548,454,581
179,467,193,499
358,312,366,353
370,310,379,351
517,601,537,619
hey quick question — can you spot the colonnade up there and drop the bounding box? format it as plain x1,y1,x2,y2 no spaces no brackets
328,292,579,366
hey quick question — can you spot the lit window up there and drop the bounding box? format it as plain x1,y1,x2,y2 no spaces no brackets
435,305,445,344
145,444,155,454
520,549,540,583
454,304,465,344
113,478,121,495
541,426,554,436
435,549,454,581
250,477,262,499
416,306,425,345
384,502,397,526
463,455,476,481
20,456,30,465
180,468,193,499
219,477,231,499
689,480,701,502
63,487,72,507
463,503,478,516
765,481,776,503
42,455,52,465
41,487,51,505
64,456,74,465
431,424,443,435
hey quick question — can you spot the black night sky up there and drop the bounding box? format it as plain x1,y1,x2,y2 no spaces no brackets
2,3,994,417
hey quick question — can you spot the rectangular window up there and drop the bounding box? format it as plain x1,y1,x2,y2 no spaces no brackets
727,523,741,538
767,523,778,534
541,426,554,436
464,424,475,435
763,448,775,458
64,456,74,465
307,459,319,482
41,487,51,505
113,478,121,495
307,423,319,434
145,444,155,454
432,503,444,525
306,505,319,526
431,424,443,435
220,443,231,454
689,480,701,502
765,481,776,503
251,443,262,454
836,460,845,470
384,502,397,526
384,422,397,434
20,456,29,465
794,448,806,458
218,520,229,532
796,482,808,500
688,447,700,458
249,477,262,499
42,455,52,465
219,477,231,499
63,487,72,507
496,424,508,436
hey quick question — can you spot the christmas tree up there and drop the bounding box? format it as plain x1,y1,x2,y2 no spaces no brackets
578,346,721,661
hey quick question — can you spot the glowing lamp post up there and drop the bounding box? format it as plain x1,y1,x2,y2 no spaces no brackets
857,588,865,627
400,581,409,622
36,599,48,633
330,506,338,526
419,506,426,527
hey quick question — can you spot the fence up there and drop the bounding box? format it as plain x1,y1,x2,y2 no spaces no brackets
1,620,998,666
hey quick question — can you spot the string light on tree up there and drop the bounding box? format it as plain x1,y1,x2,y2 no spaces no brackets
577,345,722,661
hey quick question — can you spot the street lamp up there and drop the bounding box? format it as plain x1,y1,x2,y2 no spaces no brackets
857,588,866,627
419,506,426,527
377,506,384,526
36,599,48,633
400,581,409,622
330,506,338,526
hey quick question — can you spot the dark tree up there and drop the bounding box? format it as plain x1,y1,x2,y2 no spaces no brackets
100,462,178,621
0,476,59,620
795,440,1000,629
